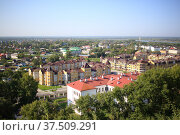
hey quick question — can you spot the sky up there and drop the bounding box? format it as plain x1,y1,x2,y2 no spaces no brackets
0,0,180,37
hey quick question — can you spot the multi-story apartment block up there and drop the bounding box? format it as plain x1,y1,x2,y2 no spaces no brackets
29,59,111,86
101,54,180,73
133,51,148,60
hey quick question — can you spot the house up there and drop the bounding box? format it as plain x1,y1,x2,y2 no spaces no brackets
0,53,6,60
67,72,139,107
82,45,91,49
69,47,81,56
79,55,90,58
160,50,168,55
11,53,18,59
41,52,47,56
60,48,68,56
151,46,161,52
168,49,180,55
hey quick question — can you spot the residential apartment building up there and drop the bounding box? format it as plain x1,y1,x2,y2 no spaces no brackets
101,54,180,73
29,59,111,86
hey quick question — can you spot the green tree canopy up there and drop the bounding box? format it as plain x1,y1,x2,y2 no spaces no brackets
20,100,76,120
20,100,59,120
75,65,180,120
48,55,59,63
0,70,38,119
119,65,180,119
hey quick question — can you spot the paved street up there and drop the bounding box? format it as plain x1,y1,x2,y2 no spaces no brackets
36,86,67,97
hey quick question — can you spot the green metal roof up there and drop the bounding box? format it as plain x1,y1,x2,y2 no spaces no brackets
69,47,81,51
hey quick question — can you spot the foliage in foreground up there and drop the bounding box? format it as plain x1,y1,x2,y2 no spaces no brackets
20,99,80,120
0,70,38,119
75,65,180,120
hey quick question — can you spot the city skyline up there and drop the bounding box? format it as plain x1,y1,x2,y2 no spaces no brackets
0,0,180,37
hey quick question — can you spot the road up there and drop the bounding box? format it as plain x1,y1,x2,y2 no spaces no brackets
36,86,67,97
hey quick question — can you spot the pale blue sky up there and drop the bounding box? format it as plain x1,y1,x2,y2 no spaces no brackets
0,0,180,37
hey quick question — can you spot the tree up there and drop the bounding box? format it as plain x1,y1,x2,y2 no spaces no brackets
32,58,43,67
75,94,95,120
19,73,38,105
0,97,15,120
48,55,59,63
20,100,59,120
55,105,75,120
65,51,72,60
32,58,40,67
75,92,123,120
17,53,25,58
123,65,180,119
0,70,38,119
20,100,76,120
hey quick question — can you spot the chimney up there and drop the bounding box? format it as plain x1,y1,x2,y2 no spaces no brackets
128,78,130,80
96,77,98,80
80,79,83,82
117,77,120,80
111,77,113,81
131,78,133,81
120,76,122,79
90,76,92,80
117,81,120,84
85,79,87,82
131,72,133,75
102,75,104,79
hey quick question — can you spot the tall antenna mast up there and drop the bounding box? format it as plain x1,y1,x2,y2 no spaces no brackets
139,36,141,46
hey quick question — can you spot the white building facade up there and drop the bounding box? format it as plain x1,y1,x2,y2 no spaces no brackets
67,73,139,106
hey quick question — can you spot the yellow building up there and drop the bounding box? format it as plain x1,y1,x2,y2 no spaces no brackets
29,59,111,86
29,68,39,82
81,63,91,78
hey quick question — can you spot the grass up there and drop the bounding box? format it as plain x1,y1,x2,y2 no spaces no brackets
85,58,100,62
59,102,67,108
54,98,67,108
38,84,62,90
54,97,67,103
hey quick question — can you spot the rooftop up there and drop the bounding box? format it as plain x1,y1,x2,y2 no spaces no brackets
67,72,139,91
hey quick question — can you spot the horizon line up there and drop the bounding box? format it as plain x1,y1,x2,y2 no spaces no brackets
0,36,180,38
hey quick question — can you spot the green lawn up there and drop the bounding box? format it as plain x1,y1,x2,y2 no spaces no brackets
38,84,62,90
54,98,67,108
54,97,67,103
85,58,100,62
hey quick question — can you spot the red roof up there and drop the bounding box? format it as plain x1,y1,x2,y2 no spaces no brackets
67,72,139,91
